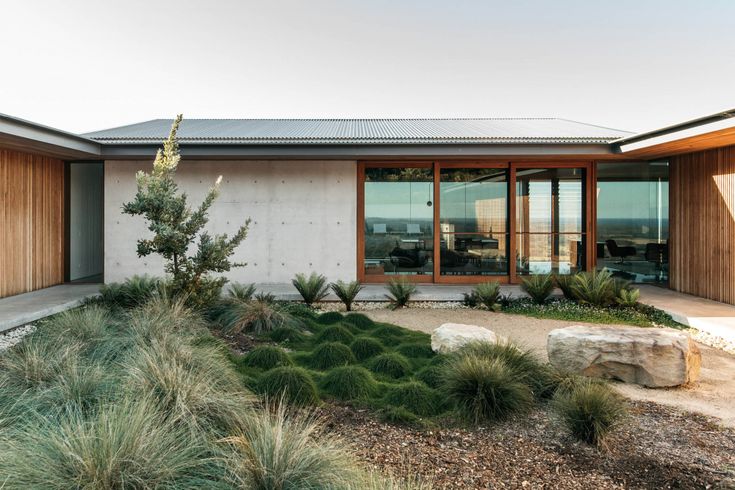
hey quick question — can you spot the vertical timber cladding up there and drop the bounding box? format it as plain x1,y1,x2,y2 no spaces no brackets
670,145,735,304
0,148,64,298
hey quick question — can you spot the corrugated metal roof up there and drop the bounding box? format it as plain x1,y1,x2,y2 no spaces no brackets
84,118,631,145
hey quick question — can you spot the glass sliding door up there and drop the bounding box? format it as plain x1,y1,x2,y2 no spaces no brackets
363,166,434,278
439,167,508,276
515,167,585,275
596,161,669,283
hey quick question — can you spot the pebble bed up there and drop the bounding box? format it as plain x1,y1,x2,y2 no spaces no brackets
0,324,36,352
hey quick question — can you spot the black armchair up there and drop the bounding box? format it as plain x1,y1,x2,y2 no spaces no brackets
606,239,636,264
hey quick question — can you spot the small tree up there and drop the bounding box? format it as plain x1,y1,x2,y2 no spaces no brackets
122,115,249,308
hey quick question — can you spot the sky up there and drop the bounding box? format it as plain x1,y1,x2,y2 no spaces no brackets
1,0,733,135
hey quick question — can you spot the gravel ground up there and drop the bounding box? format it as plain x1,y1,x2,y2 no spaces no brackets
321,401,735,489
363,307,735,429
0,324,35,351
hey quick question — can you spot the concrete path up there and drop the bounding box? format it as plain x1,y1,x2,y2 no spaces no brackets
0,284,101,333
638,285,735,343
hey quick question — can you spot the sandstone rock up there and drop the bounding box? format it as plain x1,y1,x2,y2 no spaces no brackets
547,325,701,388
431,323,499,354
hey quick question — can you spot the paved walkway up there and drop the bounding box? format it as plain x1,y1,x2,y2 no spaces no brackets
0,284,100,333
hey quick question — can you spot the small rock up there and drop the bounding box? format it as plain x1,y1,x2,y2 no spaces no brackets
547,325,701,388
431,323,499,353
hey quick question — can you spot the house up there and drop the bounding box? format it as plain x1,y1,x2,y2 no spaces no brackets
1,111,734,304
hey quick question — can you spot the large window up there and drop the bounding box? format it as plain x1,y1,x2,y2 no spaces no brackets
515,168,585,275
596,161,669,283
439,168,508,276
363,166,434,277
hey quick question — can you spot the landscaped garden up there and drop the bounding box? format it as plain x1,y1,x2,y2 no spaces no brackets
1,117,733,488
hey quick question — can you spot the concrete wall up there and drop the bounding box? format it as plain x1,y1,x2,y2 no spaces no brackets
69,163,104,281
104,160,357,284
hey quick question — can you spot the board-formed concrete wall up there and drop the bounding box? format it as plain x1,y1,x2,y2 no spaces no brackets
104,160,357,284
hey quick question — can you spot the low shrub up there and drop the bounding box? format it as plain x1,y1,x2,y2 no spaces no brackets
292,272,330,306
396,342,434,359
571,269,616,307
520,274,555,304
228,282,256,301
384,381,438,417
221,402,361,489
258,366,319,406
241,346,293,370
315,325,355,344
330,280,363,312
320,366,377,400
269,326,307,344
369,353,411,379
441,355,533,424
385,278,417,309
309,343,356,370
616,288,640,307
343,313,375,330
415,365,443,389
350,337,385,361
316,311,344,325
552,378,626,447
0,396,217,488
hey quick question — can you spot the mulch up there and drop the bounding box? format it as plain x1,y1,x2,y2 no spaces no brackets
319,401,735,489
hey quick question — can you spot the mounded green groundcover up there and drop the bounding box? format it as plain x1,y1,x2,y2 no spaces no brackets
233,311,451,423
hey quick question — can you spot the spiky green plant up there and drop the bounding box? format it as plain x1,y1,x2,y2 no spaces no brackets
330,280,363,311
441,355,533,424
616,288,640,307
552,378,627,447
221,403,361,489
99,275,164,309
292,272,330,306
385,278,417,309
571,269,616,307
228,283,256,301
554,274,576,300
473,281,502,311
520,274,555,304
122,115,249,309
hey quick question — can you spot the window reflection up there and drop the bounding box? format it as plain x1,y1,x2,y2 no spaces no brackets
364,167,433,276
596,161,669,283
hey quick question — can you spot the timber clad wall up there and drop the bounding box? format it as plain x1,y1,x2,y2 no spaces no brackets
670,145,735,304
0,149,64,298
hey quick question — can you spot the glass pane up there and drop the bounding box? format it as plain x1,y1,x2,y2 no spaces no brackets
439,168,508,275
596,161,669,283
364,167,433,276
516,233,584,275
440,233,508,276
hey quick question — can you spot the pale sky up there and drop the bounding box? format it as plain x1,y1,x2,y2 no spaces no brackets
1,0,733,135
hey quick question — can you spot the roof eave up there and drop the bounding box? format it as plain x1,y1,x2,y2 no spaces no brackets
0,113,102,159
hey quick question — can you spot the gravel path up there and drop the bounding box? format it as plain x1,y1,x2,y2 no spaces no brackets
0,324,35,351
364,308,735,428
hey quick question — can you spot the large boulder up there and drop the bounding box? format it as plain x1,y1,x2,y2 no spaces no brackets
547,325,701,388
431,323,499,354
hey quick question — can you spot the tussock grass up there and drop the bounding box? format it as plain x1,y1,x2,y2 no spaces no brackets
552,378,627,447
0,396,218,488
369,353,411,379
257,366,319,406
0,336,81,390
315,324,355,344
241,346,293,370
350,337,385,361
269,326,307,344
415,365,443,389
320,366,377,401
316,311,345,325
221,402,361,489
343,313,375,330
213,298,301,335
396,342,434,359
384,382,439,417
309,342,356,370
441,354,533,424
